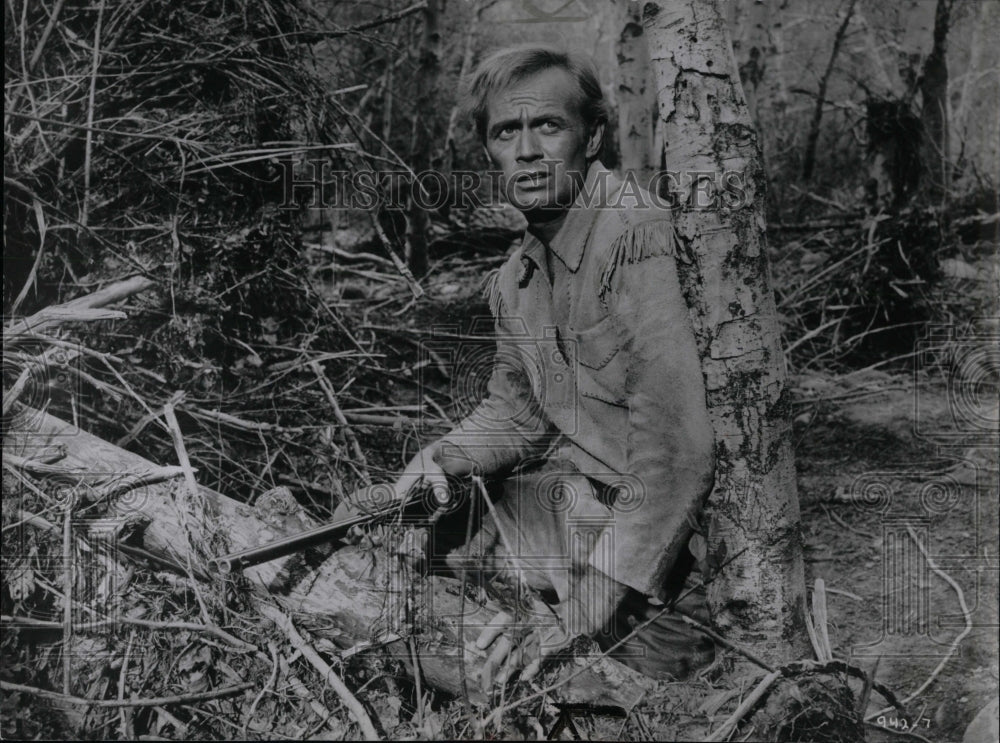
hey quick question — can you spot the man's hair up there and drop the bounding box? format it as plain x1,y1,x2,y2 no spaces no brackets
464,45,611,145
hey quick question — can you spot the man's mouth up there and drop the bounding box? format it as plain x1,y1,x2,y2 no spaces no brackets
514,172,550,190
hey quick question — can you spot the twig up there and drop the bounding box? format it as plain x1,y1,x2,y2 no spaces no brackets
707,670,782,742
10,199,47,315
62,499,73,695
186,406,308,434
1,452,86,479
825,586,862,601
367,211,424,299
311,244,396,269
857,656,881,717
258,603,379,741
0,680,253,707
456,491,478,726
306,2,428,38
812,578,833,662
88,466,187,504
161,397,214,625
3,274,154,341
242,641,280,738
277,654,344,735
408,635,425,728
118,629,136,737
80,0,107,231
676,610,776,673
801,0,857,180
27,0,68,72
310,361,370,481
471,475,527,600
2,615,258,653
6,509,65,539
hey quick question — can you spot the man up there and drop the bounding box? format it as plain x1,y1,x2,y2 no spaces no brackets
342,45,716,688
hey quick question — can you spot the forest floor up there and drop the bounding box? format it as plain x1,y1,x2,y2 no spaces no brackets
313,235,999,742
2,223,996,741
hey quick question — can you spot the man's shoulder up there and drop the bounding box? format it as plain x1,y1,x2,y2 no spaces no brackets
586,174,680,301
591,172,674,239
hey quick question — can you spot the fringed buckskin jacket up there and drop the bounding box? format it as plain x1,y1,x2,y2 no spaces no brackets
439,162,716,598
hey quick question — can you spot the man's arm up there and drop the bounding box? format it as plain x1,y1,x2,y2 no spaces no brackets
434,273,554,477
594,230,716,597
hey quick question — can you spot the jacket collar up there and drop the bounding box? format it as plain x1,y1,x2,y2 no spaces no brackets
520,161,619,275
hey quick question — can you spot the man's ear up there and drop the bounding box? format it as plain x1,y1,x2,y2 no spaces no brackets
585,123,605,160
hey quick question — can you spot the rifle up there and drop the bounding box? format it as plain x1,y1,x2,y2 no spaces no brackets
209,483,450,574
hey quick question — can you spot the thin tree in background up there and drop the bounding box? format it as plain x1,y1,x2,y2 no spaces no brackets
615,0,656,181
644,0,811,667
728,0,773,128
801,0,858,181
406,0,443,277
919,0,957,204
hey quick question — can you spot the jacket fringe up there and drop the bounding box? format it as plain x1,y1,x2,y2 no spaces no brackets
598,219,677,302
483,268,503,317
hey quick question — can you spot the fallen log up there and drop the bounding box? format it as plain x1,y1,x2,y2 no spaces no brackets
3,405,650,710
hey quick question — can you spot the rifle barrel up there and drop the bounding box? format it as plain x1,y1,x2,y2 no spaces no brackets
210,487,438,573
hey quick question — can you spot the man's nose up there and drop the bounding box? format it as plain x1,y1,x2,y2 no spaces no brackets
515,128,543,162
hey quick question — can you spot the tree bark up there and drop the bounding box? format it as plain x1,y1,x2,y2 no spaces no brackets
615,0,657,181
4,405,647,707
801,0,858,181
919,0,954,203
643,0,810,667
952,0,1000,186
405,0,442,277
727,0,773,128
440,0,482,176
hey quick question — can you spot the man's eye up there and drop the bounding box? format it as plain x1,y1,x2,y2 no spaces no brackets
497,126,518,140
539,121,561,133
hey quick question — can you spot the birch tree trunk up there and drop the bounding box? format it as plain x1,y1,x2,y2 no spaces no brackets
615,0,657,181
727,0,772,128
644,0,810,667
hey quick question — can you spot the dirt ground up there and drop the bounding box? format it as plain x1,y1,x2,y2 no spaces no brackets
794,372,999,743
2,240,995,741
387,254,1000,742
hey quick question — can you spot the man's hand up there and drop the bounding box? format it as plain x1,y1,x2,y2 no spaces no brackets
332,444,450,524
393,445,451,506
331,442,478,550
475,569,629,691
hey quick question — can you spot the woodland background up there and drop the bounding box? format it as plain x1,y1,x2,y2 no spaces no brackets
2,0,998,739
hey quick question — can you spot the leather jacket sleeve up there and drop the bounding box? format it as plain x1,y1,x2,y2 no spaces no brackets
591,247,716,597
435,318,554,476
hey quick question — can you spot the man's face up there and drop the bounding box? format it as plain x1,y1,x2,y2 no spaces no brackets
484,67,603,222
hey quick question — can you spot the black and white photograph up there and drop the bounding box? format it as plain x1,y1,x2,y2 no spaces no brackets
3,0,998,739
